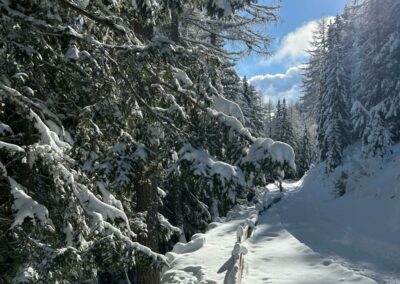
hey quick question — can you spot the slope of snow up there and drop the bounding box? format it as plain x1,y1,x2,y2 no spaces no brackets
278,144,400,283
244,207,375,284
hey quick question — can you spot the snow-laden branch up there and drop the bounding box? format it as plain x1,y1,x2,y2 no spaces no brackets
57,0,129,36
8,177,54,229
172,143,246,189
0,141,24,153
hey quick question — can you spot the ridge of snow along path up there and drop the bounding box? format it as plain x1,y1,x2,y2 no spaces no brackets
162,203,258,283
162,175,400,283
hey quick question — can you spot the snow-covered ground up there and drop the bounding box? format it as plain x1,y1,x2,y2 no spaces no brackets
162,144,400,283
277,144,400,283
162,203,258,283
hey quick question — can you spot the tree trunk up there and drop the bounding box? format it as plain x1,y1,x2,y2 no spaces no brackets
133,20,154,41
135,176,160,284
174,185,184,227
170,11,180,43
210,32,217,46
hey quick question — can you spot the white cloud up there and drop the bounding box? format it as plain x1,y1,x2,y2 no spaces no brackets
262,17,334,66
248,17,335,104
249,65,305,104
272,21,317,63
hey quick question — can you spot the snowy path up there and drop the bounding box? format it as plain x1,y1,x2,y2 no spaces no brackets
241,182,376,284
162,206,258,283
162,180,389,283
243,205,376,283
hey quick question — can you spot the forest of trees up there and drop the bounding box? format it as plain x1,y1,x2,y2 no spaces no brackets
302,0,400,172
0,0,297,283
1,0,399,282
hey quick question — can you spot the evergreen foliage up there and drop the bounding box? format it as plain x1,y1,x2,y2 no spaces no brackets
0,0,293,282
297,126,315,177
302,0,400,171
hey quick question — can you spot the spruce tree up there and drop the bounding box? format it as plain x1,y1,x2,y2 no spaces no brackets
297,126,315,176
318,17,351,172
363,109,393,158
0,0,289,282
301,18,328,120
280,99,297,149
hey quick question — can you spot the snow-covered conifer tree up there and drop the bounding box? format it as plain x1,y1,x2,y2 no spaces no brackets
297,126,315,176
318,16,351,172
363,110,393,158
301,18,329,120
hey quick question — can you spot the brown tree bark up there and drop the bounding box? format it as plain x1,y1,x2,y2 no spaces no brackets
135,173,160,284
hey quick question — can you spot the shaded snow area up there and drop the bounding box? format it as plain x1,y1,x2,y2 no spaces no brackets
162,144,400,283
277,144,400,283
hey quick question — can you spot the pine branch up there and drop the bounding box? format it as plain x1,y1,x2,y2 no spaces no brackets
58,0,128,36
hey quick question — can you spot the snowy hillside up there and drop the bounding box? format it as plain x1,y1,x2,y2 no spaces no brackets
162,144,400,283
280,143,400,283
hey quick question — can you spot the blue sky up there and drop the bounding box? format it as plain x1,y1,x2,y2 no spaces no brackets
236,0,347,103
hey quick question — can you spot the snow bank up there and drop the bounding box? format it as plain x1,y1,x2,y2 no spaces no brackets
163,173,387,284
244,206,376,284
278,143,400,282
172,234,207,254
162,204,257,283
161,265,216,284
297,143,400,245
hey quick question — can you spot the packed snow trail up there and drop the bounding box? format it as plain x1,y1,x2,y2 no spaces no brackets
244,212,375,283
243,184,375,283
241,182,376,284
277,172,400,282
